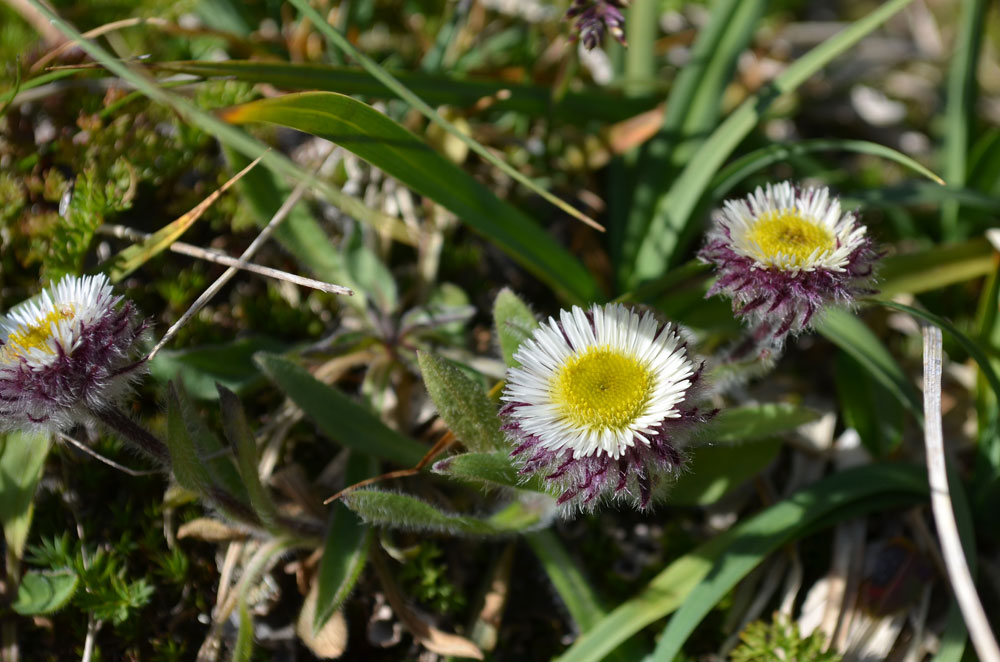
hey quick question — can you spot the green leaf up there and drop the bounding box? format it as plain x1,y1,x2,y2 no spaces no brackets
315,453,375,634
0,430,52,559
152,60,659,125
233,598,254,662
222,92,599,304
219,386,283,532
877,238,997,298
431,452,530,490
940,0,989,240
255,353,427,466
165,384,218,494
710,139,944,200
149,336,286,400
835,352,903,458
342,490,548,536
628,0,917,285
418,352,505,453
670,438,782,506
816,309,923,421
973,264,1000,497
847,182,1000,213
556,463,928,662
525,529,605,630
343,228,397,313
702,404,821,443
493,288,539,368
165,383,254,521
12,570,78,615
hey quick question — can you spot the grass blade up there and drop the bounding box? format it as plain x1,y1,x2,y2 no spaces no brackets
710,138,945,199
816,308,923,420
223,92,600,303
877,238,997,298
941,0,989,240
524,529,606,630
150,60,660,124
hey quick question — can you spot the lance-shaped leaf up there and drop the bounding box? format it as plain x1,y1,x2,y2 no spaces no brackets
670,438,783,506
0,430,52,559
493,288,539,368
222,92,600,304
418,352,505,453
256,353,426,465
149,336,287,401
165,383,256,525
817,309,923,421
432,452,530,490
166,384,220,495
700,403,821,443
314,453,375,634
234,598,254,662
219,385,283,533
343,490,551,536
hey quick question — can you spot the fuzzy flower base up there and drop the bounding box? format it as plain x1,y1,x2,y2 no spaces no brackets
502,398,709,511
700,182,879,346
0,274,148,434
500,304,711,513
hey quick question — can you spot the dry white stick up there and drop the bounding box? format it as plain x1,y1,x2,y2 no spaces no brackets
922,324,1000,662
97,225,351,296
147,149,337,361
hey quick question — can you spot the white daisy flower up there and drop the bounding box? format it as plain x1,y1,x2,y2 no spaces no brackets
0,274,149,438
500,303,709,512
700,182,878,344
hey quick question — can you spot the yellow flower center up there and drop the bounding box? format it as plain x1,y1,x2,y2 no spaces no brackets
552,346,653,432
2,307,73,361
747,209,835,267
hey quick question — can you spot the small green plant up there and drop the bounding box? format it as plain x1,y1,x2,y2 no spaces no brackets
25,533,154,626
730,613,842,662
398,542,466,615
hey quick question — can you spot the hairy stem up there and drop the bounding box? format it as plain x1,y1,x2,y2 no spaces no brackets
88,405,169,464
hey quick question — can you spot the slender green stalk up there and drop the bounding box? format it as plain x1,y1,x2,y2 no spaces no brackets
624,0,658,97
941,0,988,240
525,530,606,631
